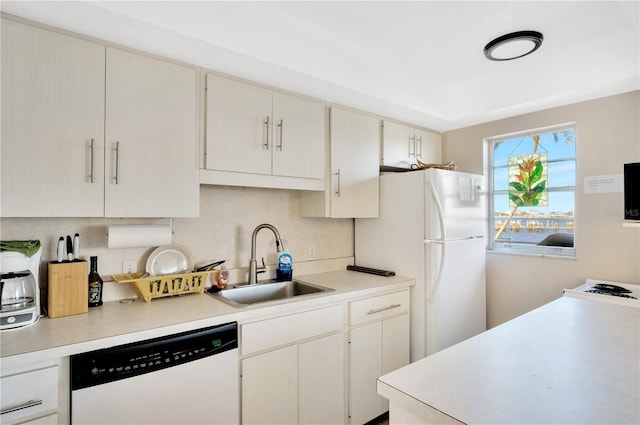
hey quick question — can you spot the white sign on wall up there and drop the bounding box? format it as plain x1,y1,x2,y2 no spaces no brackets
583,174,624,194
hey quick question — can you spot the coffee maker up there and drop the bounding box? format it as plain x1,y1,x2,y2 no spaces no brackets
0,244,42,330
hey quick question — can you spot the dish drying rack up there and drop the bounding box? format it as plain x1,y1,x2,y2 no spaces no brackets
112,270,215,303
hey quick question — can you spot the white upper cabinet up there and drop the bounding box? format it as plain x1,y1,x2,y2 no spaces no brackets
104,47,199,217
203,74,325,191
205,74,272,175
382,120,441,168
300,107,380,218
1,19,106,217
1,19,199,218
271,91,325,180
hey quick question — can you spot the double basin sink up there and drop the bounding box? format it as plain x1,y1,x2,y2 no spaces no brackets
207,279,333,307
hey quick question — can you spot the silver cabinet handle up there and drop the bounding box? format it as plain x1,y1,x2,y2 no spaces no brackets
277,119,283,151
367,304,401,315
409,135,416,157
0,399,43,415
416,135,423,158
334,169,341,197
264,117,270,150
114,141,120,184
90,138,96,183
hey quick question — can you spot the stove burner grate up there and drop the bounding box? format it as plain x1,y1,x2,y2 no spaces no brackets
586,289,637,299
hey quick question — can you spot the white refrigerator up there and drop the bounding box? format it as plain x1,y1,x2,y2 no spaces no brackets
355,169,486,360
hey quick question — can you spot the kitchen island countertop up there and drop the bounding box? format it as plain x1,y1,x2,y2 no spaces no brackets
377,296,640,424
1,270,414,369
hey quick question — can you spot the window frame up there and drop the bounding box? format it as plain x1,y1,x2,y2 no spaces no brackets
486,123,577,258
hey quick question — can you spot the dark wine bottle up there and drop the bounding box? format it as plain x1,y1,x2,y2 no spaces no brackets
88,256,103,307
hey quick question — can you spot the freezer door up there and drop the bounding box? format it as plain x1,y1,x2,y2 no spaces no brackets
425,237,486,356
424,169,486,240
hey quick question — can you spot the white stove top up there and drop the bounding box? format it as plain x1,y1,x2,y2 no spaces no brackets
563,279,640,307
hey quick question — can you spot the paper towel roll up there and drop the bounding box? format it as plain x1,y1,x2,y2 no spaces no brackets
107,225,172,248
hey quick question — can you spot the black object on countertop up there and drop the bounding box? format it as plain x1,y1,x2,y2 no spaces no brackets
347,265,395,277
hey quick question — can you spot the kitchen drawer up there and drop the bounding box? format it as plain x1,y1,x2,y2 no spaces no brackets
0,365,58,423
349,290,410,326
242,304,343,355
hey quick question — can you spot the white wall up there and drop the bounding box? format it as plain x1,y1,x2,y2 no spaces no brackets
0,185,354,298
443,91,640,327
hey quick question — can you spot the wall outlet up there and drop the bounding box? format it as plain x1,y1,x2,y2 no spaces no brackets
308,247,316,260
122,259,137,274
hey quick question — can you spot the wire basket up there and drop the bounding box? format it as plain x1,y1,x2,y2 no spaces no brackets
112,271,215,303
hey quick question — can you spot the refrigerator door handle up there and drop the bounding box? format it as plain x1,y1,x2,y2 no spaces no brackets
426,180,447,302
425,236,484,302
426,238,445,303
428,180,446,240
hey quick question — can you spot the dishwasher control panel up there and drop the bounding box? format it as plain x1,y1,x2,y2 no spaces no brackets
71,322,237,390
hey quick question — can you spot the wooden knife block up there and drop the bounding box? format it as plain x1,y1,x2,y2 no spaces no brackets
48,260,88,318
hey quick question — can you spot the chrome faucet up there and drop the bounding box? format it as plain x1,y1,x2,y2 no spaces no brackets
248,223,283,285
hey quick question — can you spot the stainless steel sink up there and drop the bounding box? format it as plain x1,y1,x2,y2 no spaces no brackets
207,279,333,307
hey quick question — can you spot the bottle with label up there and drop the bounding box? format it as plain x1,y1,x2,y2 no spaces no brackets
276,240,293,282
216,265,229,289
88,256,103,307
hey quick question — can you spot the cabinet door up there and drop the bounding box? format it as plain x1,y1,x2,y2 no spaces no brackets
414,128,442,165
381,314,411,412
299,333,345,425
104,47,199,217
330,108,380,218
1,19,105,217
272,92,325,180
382,121,414,168
349,322,383,424
205,74,272,175
242,345,298,425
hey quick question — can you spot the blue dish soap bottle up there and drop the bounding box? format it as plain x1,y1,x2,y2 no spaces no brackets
276,240,293,282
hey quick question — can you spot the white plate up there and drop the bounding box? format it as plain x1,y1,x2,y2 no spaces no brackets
145,244,194,276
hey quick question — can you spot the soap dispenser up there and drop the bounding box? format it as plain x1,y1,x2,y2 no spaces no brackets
276,240,292,281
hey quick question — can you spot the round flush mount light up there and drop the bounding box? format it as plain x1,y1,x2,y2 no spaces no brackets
484,31,544,61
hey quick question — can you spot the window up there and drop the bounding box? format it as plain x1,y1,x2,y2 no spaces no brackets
487,124,576,257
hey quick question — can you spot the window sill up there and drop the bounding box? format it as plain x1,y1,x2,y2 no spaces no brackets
487,248,576,260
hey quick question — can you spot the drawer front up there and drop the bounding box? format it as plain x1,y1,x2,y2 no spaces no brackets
349,290,410,326
242,304,343,355
0,366,58,423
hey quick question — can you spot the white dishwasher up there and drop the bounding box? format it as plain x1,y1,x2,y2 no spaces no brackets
70,322,238,424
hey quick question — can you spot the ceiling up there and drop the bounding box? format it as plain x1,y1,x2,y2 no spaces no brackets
2,1,639,132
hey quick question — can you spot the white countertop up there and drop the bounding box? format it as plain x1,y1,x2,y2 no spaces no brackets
1,270,414,369
377,296,640,424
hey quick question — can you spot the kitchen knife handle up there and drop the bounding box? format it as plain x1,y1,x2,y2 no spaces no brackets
57,237,64,263
263,117,270,150
66,235,74,261
73,233,80,260
90,138,96,183
114,141,120,184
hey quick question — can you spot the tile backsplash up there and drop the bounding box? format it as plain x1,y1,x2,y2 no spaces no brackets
1,185,354,298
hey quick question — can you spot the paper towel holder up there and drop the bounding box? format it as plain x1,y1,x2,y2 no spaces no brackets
107,224,173,249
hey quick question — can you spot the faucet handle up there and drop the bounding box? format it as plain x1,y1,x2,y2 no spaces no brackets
257,257,267,275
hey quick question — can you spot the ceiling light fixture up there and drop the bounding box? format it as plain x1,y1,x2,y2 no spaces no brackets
484,31,544,61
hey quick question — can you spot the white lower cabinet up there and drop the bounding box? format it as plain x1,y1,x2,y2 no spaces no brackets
348,290,411,424
240,305,346,425
242,344,298,424
242,333,344,425
0,364,59,424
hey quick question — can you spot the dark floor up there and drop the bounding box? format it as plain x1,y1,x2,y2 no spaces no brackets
365,412,389,425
